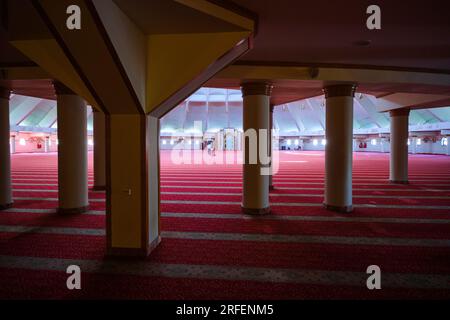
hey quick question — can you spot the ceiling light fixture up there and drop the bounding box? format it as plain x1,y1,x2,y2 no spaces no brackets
353,40,372,47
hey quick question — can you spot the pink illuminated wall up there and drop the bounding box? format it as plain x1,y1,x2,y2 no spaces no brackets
10,132,94,154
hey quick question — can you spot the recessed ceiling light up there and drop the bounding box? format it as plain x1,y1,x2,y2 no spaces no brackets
353,40,372,47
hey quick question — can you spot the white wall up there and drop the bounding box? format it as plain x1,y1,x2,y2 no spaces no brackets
281,137,449,155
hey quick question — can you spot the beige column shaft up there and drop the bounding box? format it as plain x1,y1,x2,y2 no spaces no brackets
55,82,89,214
93,110,106,190
0,88,12,210
390,108,410,184
241,82,272,215
10,136,15,154
323,84,356,213
44,136,50,153
269,104,275,191
447,137,450,156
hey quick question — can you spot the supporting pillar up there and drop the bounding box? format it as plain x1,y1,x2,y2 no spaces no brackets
44,136,50,153
10,136,16,154
0,88,13,210
411,137,417,154
447,137,450,156
241,82,272,215
106,114,160,257
54,82,89,214
389,108,410,184
323,84,356,213
93,109,106,190
269,104,275,191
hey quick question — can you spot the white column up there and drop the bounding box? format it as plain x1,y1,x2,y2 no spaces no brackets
389,109,410,184
55,82,89,214
447,137,450,156
0,88,12,210
10,136,16,154
269,104,275,191
411,137,417,154
323,84,356,213
241,82,272,215
44,136,50,153
93,109,106,190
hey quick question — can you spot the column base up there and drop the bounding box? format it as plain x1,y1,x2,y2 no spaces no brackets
241,206,271,215
324,203,353,213
389,180,409,185
0,203,13,211
57,205,89,215
107,236,161,259
92,185,106,191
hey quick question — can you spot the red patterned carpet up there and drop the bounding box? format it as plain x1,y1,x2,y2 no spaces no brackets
1,151,450,299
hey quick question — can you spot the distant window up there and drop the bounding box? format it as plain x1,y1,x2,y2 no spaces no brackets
188,140,192,145
170,140,174,145
162,140,167,145
313,139,318,146
88,139,93,146
407,139,411,146
371,139,377,146
195,140,200,145
321,139,327,146
416,138,421,146
294,139,299,146
19,138,26,146
442,137,448,146
286,139,292,146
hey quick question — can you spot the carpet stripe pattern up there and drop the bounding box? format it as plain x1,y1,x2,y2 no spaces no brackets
1,151,450,299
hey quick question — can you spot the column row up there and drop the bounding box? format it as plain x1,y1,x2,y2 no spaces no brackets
240,82,413,215
0,84,106,213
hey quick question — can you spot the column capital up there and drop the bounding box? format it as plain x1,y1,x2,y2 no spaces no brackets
323,84,357,99
241,82,273,97
389,108,410,117
53,81,75,96
0,87,11,100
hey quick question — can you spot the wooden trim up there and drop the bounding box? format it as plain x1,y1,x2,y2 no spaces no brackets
241,82,273,97
323,84,357,99
105,113,112,254
157,119,161,236
235,60,450,75
141,114,148,253
390,108,411,117
85,0,145,115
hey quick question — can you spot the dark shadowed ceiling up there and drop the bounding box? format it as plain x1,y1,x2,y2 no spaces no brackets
235,0,450,72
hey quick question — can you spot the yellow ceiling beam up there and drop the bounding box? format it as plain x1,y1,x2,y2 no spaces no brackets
175,0,254,31
146,31,250,113
10,39,97,106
